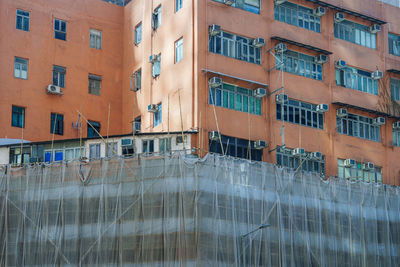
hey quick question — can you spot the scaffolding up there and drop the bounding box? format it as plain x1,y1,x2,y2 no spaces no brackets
0,153,399,266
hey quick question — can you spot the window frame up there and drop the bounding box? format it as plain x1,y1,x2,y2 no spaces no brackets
134,22,142,45
89,143,101,159
53,65,66,88
14,57,28,80
87,120,101,138
176,0,183,12
131,69,141,91
209,134,263,161
276,147,325,176
89,28,102,49
88,74,102,96
336,112,381,142
54,18,67,41
334,19,377,49
11,105,25,128
175,38,184,63
335,66,379,95
50,113,64,135
337,159,382,184
154,103,162,127
213,0,261,14
152,5,162,30
142,139,154,153
390,78,400,101
393,128,400,147
277,49,323,81
16,9,30,31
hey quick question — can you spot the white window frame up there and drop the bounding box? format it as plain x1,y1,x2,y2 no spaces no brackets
175,38,183,63
89,29,102,49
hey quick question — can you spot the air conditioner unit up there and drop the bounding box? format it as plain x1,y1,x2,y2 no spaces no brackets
313,7,326,17
274,0,287,5
149,54,159,63
121,139,133,146
254,140,267,150
393,121,400,129
253,88,266,98
223,0,235,6
334,13,345,23
335,60,346,69
371,70,383,80
344,158,356,167
315,54,327,64
209,77,222,88
209,24,221,36
47,84,62,95
310,151,322,160
209,131,220,141
276,93,288,104
373,117,385,126
316,104,329,113
292,148,306,157
336,108,348,118
363,162,375,170
275,43,287,53
147,104,158,113
369,24,381,34
252,37,265,48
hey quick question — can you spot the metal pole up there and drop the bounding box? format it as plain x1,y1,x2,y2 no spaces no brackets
239,223,270,266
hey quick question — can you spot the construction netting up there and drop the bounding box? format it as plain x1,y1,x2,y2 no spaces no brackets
0,153,399,266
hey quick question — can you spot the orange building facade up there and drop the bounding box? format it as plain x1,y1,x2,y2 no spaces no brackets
1,0,400,185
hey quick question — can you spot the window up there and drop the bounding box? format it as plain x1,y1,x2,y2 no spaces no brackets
88,74,102,95
154,103,162,127
209,31,261,64
45,150,64,162
277,50,323,80
175,38,183,63
87,120,101,138
131,69,141,91
89,144,101,159
134,23,142,45
389,33,400,56
209,134,263,161
176,0,183,12
14,57,28,79
334,20,376,49
142,140,154,153
65,147,85,161
276,147,325,176
335,66,378,95
209,82,261,115
106,142,118,157
90,29,102,49
337,159,382,184
151,54,161,78
213,0,260,14
152,6,161,30
121,139,135,156
134,116,141,132
393,128,400,147
53,65,66,88
274,1,321,33
11,106,25,128
159,138,171,153
9,146,31,165
50,113,64,135
16,9,30,31
337,112,381,142
54,19,67,40
276,99,324,130
391,78,400,101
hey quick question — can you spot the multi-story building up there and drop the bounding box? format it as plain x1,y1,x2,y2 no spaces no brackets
1,0,400,185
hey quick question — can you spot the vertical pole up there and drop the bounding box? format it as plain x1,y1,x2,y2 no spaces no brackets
50,113,58,163
178,90,185,150
106,103,111,156
20,109,25,165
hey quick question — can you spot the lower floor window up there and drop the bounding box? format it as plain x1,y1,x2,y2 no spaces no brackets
394,130,400,147
88,120,101,138
106,142,118,157
209,134,262,161
337,159,382,184
89,144,101,159
142,139,154,153
45,150,64,162
276,147,325,176
159,138,171,153
50,113,64,135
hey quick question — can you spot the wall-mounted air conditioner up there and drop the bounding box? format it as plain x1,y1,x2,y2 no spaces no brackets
209,77,222,88
393,121,400,130
313,7,326,17
254,140,267,150
315,54,327,64
336,108,348,118
223,0,235,6
275,43,287,53
335,60,346,69
369,24,381,34
209,24,221,36
252,37,265,48
276,93,288,104
363,162,375,170
334,13,345,23
371,70,383,80
47,84,62,95
310,152,322,160
373,117,385,126
209,131,220,141
344,158,356,167
292,148,306,157
147,104,158,113
316,104,328,113
253,88,266,98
